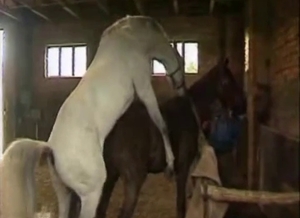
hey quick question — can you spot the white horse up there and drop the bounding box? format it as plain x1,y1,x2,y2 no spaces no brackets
0,16,186,218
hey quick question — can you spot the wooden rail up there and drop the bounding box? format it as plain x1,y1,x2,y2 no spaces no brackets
201,184,300,205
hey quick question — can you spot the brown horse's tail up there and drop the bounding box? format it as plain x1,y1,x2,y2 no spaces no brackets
0,138,51,218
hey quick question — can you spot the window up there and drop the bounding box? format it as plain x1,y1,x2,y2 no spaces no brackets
244,32,249,73
152,41,198,75
244,30,250,93
45,44,87,77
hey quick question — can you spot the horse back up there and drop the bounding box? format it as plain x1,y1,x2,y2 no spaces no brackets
103,97,199,176
103,100,166,174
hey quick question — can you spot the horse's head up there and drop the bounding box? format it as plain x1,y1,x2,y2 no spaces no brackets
107,16,187,96
214,58,246,117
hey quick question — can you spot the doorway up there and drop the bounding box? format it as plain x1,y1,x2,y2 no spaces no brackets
0,30,4,158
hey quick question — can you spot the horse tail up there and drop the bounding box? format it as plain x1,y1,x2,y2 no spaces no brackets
0,138,51,218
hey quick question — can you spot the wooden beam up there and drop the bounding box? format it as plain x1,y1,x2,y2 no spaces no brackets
55,0,80,19
173,0,179,14
209,0,215,13
8,0,90,9
95,0,109,15
218,15,226,60
133,0,145,15
201,184,300,204
12,0,51,21
0,4,20,21
246,0,257,190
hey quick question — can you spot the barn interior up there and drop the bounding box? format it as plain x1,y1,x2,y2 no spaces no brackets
0,0,299,217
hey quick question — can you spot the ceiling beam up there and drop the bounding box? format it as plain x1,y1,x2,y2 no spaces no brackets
95,0,109,15
173,0,179,14
133,0,145,15
55,0,80,19
12,0,51,21
0,4,20,21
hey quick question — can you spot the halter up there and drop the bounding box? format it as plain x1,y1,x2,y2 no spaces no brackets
166,64,185,90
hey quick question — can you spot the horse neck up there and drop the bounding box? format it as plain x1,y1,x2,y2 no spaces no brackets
188,73,219,108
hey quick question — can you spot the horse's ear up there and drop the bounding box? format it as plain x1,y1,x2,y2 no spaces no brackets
218,57,229,67
224,58,229,66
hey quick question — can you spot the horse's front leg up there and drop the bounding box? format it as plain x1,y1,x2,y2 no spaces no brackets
176,133,199,218
176,163,191,218
96,172,119,218
78,153,107,218
70,138,107,218
118,173,146,218
134,79,174,178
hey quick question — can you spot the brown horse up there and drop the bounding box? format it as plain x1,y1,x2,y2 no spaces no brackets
68,58,246,218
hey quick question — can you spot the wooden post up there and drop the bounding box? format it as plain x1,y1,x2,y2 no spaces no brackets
246,0,257,190
218,14,227,60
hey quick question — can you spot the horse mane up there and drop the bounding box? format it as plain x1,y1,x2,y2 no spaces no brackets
188,61,241,98
188,64,219,97
101,15,169,40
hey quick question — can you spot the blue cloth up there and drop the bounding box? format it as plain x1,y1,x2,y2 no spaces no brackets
209,115,242,153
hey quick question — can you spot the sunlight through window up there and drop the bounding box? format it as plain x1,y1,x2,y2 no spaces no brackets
244,30,250,93
184,42,198,74
176,42,183,56
74,46,87,77
245,32,249,72
61,47,72,77
46,44,87,77
47,47,59,77
152,41,198,76
153,43,175,75
153,60,166,75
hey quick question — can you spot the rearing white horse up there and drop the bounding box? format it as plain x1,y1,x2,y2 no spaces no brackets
0,16,186,218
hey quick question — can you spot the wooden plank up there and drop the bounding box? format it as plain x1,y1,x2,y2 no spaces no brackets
218,14,226,60
95,0,109,15
55,0,80,19
133,0,145,15
12,0,51,21
0,4,20,21
173,0,179,14
203,184,300,204
209,0,215,13
246,0,257,190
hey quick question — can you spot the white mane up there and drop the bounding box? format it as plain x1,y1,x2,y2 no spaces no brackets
101,15,169,40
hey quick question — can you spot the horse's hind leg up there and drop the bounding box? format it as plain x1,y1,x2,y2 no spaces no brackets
68,192,81,218
96,172,119,218
118,173,146,218
78,163,107,218
48,160,71,218
79,186,104,218
134,80,174,176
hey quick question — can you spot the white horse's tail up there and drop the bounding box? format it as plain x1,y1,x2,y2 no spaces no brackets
0,138,51,218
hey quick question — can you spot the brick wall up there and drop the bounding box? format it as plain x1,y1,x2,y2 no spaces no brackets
269,4,299,138
252,0,299,217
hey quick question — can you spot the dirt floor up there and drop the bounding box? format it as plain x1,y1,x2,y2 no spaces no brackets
35,165,177,218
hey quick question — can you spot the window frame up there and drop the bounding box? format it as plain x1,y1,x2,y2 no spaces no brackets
152,40,199,76
45,43,87,78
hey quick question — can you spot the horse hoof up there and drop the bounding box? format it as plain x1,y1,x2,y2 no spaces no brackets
164,167,174,180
